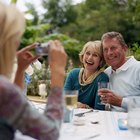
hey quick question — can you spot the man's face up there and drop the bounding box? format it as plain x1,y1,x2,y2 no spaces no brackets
102,38,127,70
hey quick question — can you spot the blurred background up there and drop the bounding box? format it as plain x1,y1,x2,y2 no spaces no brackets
1,0,140,96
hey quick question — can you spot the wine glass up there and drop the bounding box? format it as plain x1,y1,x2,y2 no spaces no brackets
64,90,78,109
127,97,140,139
98,81,111,111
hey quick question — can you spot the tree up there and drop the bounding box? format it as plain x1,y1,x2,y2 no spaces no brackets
25,3,40,25
42,0,77,31
59,0,140,45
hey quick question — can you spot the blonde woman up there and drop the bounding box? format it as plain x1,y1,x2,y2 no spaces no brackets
64,41,109,110
0,2,67,140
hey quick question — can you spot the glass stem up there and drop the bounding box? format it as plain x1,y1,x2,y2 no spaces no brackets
105,103,111,111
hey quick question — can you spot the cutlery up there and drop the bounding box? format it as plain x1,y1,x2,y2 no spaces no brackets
91,121,99,124
81,134,100,140
75,110,98,117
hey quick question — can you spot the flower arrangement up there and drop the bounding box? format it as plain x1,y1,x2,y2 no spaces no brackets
25,60,51,97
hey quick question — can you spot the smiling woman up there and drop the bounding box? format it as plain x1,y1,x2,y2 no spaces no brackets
64,41,109,110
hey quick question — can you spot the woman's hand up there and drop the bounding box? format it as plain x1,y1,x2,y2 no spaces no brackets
16,43,39,72
15,43,40,89
77,102,91,109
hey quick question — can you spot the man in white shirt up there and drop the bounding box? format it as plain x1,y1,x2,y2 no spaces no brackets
98,31,140,112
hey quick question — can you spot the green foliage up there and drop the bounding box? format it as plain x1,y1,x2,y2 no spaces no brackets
21,22,83,65
129,43,140,60
57,0,140,45
22,0,140,45
42,0,77,29
20,23,51,48
39,33,83,65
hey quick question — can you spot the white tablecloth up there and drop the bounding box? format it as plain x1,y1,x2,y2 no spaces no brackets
15,102,139,140
59,109,138,140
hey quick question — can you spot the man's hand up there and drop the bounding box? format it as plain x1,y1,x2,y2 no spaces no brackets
98,88,122,107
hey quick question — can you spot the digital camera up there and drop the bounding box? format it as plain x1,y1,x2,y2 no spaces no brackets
35,42,50,56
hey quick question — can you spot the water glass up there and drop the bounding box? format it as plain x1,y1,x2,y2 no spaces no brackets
63,90,78,122
127,98,140,138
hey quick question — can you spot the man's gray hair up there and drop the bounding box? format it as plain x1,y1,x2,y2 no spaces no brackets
101,31,126,46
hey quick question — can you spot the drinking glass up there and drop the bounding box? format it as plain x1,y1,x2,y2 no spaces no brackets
127,98,140,139
64,90,78,109
98,81,111,111
63,90,78,123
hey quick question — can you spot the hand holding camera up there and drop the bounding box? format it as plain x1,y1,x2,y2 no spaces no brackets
35,40,67,87
35,42,50,56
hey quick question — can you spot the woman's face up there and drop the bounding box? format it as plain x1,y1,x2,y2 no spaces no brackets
82,46,101,73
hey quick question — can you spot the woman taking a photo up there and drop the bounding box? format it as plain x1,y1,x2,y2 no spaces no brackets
0,2,67,140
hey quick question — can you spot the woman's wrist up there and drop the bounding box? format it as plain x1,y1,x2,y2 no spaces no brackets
50,70,65,88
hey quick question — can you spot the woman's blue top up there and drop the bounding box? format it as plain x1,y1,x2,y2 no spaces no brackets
64,68,109,110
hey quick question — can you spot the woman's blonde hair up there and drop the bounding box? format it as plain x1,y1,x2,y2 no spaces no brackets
0,2,25,78
79,41,105,69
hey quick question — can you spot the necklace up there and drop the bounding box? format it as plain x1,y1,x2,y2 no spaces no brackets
79,68,102,86
80,83,92,94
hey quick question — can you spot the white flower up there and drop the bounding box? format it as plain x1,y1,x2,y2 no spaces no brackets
25,60,42,76
33,60,42,70
26,65,34,76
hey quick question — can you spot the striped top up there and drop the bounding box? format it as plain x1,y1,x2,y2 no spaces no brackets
0,76,64,140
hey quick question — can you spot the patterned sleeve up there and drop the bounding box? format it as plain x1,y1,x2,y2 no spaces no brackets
0,76,64,140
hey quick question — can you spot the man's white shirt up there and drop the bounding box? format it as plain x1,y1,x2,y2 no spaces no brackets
104,56,140,112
